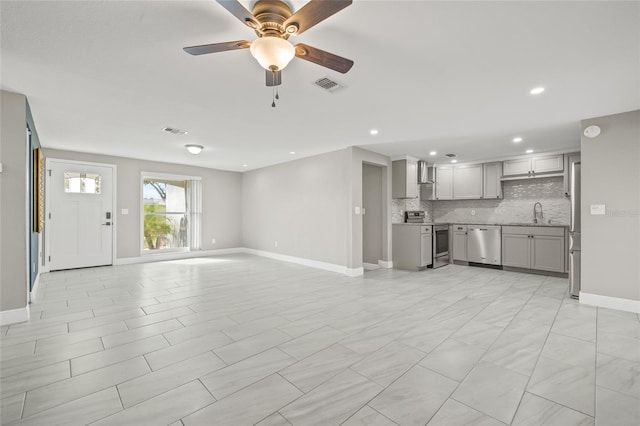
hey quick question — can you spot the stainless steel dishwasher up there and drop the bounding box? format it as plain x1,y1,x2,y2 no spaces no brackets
467,225,501,265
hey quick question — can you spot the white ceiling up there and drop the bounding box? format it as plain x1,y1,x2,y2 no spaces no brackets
1,1,638,171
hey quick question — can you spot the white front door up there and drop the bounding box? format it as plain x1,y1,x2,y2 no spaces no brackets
47,160,114,270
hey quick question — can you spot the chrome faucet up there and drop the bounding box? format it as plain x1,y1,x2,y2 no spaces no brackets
533,202,544,224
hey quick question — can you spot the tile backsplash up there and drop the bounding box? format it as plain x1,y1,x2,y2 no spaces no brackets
392,176,570,225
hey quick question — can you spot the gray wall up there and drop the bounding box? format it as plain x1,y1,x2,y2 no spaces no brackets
363,163,384,264
0,90,28,311
581,110,640,301
242,149,349,266
43,149,243,259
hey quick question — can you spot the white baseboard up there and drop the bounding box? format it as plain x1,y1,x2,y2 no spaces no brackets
0,305,30,326
98,247,363,278
345,267,364,277
378,260,393,269
363,263,380,271
113,248,245,266
579,292,640,314
243,248,355,275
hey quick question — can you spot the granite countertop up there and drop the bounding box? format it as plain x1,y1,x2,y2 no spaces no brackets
392,222,569,227
392,222,434,226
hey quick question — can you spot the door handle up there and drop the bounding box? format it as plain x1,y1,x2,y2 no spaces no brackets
102,222,111,226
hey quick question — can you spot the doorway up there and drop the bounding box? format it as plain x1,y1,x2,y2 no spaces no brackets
362,163,384,269
45,159,115,271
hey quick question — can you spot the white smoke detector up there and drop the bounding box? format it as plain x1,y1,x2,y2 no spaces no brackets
583,125,601,138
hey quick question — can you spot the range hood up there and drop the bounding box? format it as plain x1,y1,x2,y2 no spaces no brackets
418,161,434,184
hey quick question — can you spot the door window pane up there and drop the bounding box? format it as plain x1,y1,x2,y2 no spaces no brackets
64,172,101,194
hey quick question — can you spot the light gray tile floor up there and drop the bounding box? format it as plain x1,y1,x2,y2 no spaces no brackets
1,253,638,425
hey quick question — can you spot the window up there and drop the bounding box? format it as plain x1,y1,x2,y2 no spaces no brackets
64,172,101,194
142,173,201,253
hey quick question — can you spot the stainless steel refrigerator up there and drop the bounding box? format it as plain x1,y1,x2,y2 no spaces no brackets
569,162,581,298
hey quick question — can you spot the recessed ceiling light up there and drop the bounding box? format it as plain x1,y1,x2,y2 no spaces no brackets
243,164,248,168
369,129,379,136
429,151,437,156
451,159,458,163
530,87,545,95
526,149,534,154
185,144,203,155
289,151,296,155
512,137,523,143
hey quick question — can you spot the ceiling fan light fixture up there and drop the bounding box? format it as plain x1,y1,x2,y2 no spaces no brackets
250,36,295,71
185,144,204,155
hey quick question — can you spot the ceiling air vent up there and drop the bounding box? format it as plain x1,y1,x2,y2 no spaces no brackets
445,153,456,158
162,127,188,136
313,77,343,93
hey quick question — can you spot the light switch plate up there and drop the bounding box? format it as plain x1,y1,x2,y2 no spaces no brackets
0,162,3,172
590,204,606,215
121,208,129,215
354,206,361,215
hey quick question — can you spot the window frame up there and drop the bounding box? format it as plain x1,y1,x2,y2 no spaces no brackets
140,172,202,255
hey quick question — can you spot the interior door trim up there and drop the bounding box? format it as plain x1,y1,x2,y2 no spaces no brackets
44,158,117,272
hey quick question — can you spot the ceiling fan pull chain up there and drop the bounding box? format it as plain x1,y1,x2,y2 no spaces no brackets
272,85,276,108
275,86,279,100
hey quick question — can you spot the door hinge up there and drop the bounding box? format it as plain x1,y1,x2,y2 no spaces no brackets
48,213,51,219
48,169,52,176
48,256,51,262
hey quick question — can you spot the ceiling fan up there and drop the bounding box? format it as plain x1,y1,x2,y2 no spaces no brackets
183,0,354,88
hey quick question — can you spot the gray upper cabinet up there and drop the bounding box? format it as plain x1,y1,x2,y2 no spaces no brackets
452,165,483,199
531,155,564,174
392,159,418,199
503,158,531,176
483,162,503,199
435,166,453,200
503,154,564,177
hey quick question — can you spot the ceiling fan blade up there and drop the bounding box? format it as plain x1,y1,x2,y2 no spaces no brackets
284,0,352,35
183,40,250,55
294,43,354,73
215,0,260,29
266,69,282,87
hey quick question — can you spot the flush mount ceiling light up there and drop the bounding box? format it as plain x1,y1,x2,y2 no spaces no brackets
185,144,204,155
526,149,534,154
369,129,379,136
451,159,458,163
512,137,523,143
289,151,296,155
583,125,601,138
530,86,545,95
429,151,437,156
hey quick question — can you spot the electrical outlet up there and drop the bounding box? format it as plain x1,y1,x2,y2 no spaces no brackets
274,241,278,247
471,209,476,216
211,238,216,244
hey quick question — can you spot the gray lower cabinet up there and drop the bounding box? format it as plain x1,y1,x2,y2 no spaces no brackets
393,224,432,271
452,225,468,261
502,226,565,273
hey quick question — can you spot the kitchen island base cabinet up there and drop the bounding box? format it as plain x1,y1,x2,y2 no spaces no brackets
502,226,565,274
393,224,432,271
